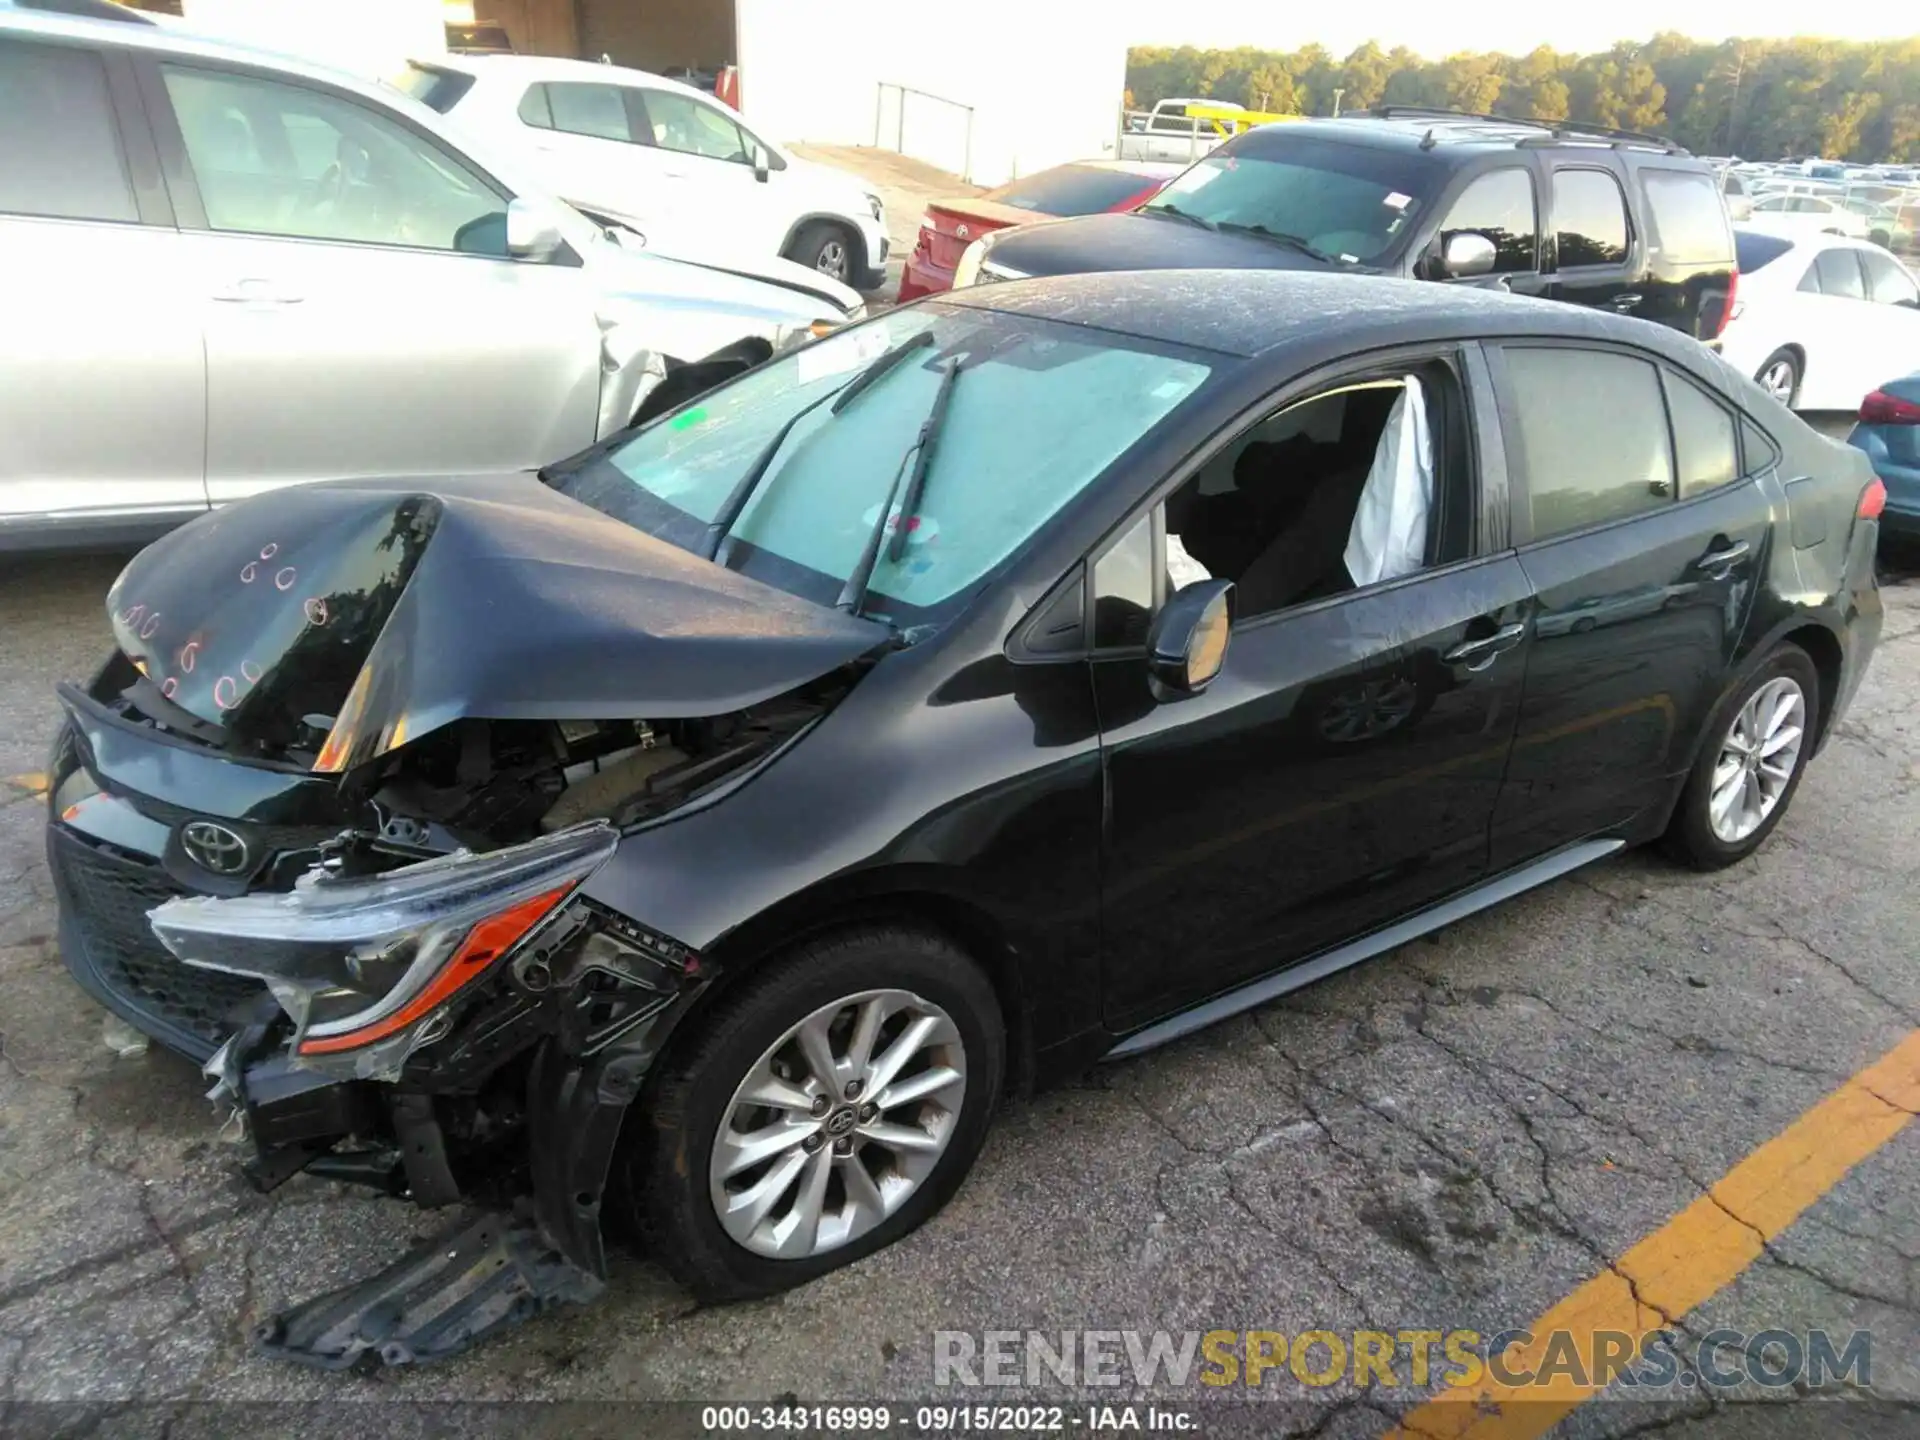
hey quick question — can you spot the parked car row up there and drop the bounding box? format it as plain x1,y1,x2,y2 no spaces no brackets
923,108,1920,424
0,3,871,552
14,4,1898,1374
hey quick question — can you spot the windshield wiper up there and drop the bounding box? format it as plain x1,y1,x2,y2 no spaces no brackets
703,331,936,562
837,355,963,617
1216,222,1341,262
1142,203,1218,231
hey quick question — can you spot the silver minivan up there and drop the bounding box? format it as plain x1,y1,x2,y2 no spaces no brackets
0,3,861,550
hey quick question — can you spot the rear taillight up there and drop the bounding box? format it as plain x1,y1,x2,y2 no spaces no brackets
1718,269,1740,334
1859,477,1888,520
1109,180,1170,213
1860,389,1920,425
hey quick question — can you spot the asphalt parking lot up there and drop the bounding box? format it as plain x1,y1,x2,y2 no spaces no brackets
3,539,1919,1438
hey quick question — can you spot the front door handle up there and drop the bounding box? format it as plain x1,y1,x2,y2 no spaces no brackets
1443,621,1528,670
1693,539,1750,576
1607,292,1644,311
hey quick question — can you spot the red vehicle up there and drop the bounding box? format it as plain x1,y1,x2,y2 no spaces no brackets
898,159,1180,301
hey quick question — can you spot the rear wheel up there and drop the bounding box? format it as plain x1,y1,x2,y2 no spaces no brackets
1662,644,1820,870
1755,349,1801,408
619,925,1003,1300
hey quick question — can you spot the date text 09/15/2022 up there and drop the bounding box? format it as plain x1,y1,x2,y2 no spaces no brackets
700,1404,1195,1432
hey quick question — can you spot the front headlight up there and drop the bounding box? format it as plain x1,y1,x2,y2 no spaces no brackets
865,192,884,222
151,822,620,1080
773,314,858,353
952,237,990,289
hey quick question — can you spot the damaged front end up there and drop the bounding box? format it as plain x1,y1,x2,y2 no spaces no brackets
152,821,704,1370
46,474,893,1368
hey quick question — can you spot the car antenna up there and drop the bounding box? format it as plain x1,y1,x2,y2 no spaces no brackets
836,356,964,617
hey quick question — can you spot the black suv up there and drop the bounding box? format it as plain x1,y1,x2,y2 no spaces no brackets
962,108,1738,344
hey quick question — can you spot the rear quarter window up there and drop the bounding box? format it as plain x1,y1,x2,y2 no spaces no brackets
1641,169,1733,265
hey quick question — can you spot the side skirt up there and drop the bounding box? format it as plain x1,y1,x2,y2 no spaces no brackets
1103,839,1624,1060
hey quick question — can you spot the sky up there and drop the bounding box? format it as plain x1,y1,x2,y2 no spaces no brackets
1119,0,1919,57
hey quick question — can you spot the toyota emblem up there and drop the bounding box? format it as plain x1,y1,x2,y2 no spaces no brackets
181,820,250,876
956,223,970,240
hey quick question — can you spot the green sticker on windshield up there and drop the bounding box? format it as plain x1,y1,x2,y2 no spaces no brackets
670,406,709,431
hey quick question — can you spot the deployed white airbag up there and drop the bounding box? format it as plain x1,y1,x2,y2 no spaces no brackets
1343,377,1433,587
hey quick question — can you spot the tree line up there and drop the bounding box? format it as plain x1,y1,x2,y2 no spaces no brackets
1126,35,1920,163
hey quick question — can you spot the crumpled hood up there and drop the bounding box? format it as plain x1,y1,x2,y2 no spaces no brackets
585,222,862,316
984,211,1349,278
106,473,891,769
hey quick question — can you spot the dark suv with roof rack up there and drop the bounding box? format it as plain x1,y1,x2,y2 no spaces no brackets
954,108,1739,345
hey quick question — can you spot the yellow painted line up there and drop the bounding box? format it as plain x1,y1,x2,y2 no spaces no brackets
1388,1030,1920,1440
3,772,48,798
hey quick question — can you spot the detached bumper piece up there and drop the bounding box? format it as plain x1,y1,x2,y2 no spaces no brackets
256,1208,603,1370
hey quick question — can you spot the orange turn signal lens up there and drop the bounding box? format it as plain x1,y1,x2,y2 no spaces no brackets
298,884,572,1055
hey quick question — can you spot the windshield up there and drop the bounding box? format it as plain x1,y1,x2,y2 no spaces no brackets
1142,137,1432,262
548,306,1215,629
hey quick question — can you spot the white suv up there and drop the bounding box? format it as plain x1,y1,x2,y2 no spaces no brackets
0,4,860,552
399,54,890,289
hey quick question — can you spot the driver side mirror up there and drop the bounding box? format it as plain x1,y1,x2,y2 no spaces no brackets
1440,231,1498,279
752,146,771,183
505,197,564,261
1146,579,1233,700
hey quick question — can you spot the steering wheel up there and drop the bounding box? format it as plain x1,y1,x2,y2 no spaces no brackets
293,159,347,222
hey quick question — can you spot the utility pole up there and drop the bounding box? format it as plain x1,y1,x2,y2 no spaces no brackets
1332,87,1345,117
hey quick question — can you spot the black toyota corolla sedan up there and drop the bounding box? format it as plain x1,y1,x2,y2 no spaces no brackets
47,272,1883,1367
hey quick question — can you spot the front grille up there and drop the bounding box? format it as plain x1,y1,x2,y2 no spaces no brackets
50,827,265,1057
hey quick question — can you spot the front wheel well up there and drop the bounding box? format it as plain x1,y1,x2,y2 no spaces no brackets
659,888,1031,1101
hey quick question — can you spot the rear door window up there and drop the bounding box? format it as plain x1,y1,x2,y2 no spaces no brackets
1500,347,1674,540
1551,168,1630,267
1436,167,1538,273
1640,168,1732,265
1813,249,1866,299
0,37,137,223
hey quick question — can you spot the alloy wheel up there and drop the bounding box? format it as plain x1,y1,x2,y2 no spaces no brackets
1759,360,1796,404
815,238,849,278
708,989,966,1259
1708,676,1806,844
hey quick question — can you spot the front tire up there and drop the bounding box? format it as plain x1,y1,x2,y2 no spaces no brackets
1662,644,1820,870
1755,349,1801,408
787,221,858,283
619,925,1004,1301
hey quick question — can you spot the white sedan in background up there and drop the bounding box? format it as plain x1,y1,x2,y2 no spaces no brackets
397,54,891,289
1743,191,1871,241
1719,229,1920,411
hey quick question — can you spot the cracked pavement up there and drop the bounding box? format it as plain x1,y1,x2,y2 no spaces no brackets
2,549,1918,1439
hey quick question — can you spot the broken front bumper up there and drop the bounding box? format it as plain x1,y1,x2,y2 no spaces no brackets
48,703,712,1368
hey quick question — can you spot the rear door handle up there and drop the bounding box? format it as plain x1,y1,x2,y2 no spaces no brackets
1693,539,1750,575
212,278,303,305
1443,621,1528,670
1607,292,1644,311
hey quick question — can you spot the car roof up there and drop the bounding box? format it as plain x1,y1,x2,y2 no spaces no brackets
940,269,1694,362
1243,113,1691,163
428,50,721,105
